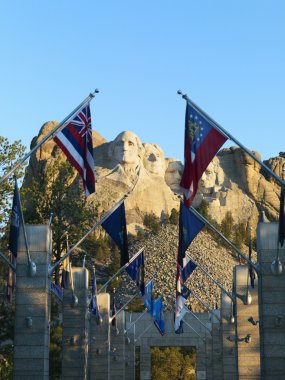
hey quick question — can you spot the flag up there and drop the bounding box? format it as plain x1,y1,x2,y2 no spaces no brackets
111,297,117,327
180,102,227,207
175,319,184,334
181,259,197,283
54,103,95,197
9,179,22,257
101,202,129,266
180,284,191,300
61,256,70,289
178,202,205,264
248,236,255,288
50,281,63,301
152,297,165,335
278,187,285,247
6,253,16,303
141,279,154,313
126,250,145,295
90,267,98,316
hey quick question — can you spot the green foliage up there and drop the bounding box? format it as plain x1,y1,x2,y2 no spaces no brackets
0,302,14,379
220,211,234,240
108,246,122,289
136,229,146,240
169,208,179,225
126,296,145,312
232,222,247,249
23,158,98,283
151,346,196,380
143,213,161,235
49,295,62,380
0,136,26,240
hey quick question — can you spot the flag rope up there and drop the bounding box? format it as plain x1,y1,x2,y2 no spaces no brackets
186,253,234,301
182,319,205,342
177,91,285,188
189,205,259,273
97,247,144,293
0,90,99,186
187,288,221,322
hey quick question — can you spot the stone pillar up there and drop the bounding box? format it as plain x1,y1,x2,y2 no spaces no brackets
13,225,52,380
234,265,260,380
210,310,223,380
61,267,89,380
124,313,136,380
110,310,125,379
221,292,237,380
89,293,110,380
257,222,285,379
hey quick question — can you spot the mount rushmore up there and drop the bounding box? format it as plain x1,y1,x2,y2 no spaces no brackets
24,121,284,234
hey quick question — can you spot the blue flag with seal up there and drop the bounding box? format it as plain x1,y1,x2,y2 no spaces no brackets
101,201,129,266
152,297,165,335
9,179,22,257
90,267,98,316
141,279,153,313
126,250,145,295
178,202,205,264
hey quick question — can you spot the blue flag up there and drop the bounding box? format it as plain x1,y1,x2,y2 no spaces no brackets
111,296,117,327
181,260,197,283
126,250,145,295
152,297,165,335
61,256,70,289
178,202,205,265
179,284,192,300
101,202,129,266
141,279,154,313
50,281,63,301
90,267,98,315
278,188,285,247
9,179,22,257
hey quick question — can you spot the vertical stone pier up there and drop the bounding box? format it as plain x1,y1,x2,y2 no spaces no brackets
61,267,89,380
210,310,223,380
13,225,52,380
221,292,237,380
110,310,126,380
257,222,285,379
234,265,260,379
124,313,136,380
89,293,110,380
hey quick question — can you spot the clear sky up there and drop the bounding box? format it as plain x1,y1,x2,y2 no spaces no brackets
0,1,284,162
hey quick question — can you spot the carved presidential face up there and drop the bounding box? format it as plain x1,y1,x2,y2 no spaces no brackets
113,131,142,166
143,143,165,176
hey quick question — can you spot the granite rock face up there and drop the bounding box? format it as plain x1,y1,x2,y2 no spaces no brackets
24,123,282,232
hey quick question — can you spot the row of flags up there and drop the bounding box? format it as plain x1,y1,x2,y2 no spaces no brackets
4,92,285,341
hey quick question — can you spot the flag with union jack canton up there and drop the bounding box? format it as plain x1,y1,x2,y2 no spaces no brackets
54,103,95,197
180,103,227,207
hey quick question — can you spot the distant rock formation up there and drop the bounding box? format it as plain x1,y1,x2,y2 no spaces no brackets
23,123,283,234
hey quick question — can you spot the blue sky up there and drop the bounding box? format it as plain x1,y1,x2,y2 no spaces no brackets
0,1,284,162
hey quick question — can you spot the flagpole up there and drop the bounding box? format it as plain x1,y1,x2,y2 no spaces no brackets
177,91,285,188
182,319,205,342
0,89,99,186
186,253,234,302
124,309,148,334
189,205,259,273
188,288,221,322
97,247,144,294
0,251,16,271
48,195,127,276
185,307,212,334
134,323,153,342
109,293,138,322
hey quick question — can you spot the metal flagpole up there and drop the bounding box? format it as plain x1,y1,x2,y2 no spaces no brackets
186,253,234,302
134,323,153,342
0,90,99,186
189,206,259,273
188,288,221,322
185,307,212,334
177,90,285,188
124,309,148,334
97,247,144,293
109,293,138,323
182,319,205,342
0,251,16,271
48,195,127,276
